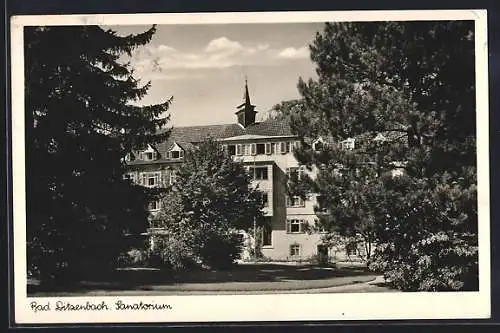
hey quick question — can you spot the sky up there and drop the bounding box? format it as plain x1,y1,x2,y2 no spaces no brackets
110,23,324,126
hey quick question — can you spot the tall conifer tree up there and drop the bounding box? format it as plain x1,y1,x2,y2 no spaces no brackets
25,25,171,283
287,21,477,291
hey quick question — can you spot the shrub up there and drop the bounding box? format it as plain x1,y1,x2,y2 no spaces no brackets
148,235,198,271
116,248,149,267
199,232,243,269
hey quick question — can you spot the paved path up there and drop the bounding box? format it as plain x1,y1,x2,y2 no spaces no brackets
31,275,395,296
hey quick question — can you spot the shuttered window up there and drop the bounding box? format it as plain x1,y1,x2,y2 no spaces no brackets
280,142,287,154
265,143,272,155
250,143,257,155
286,219,306,233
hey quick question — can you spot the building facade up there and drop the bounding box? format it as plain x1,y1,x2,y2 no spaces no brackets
125,82,364,262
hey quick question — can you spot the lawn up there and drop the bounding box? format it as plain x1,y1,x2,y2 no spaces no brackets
28,263,382,296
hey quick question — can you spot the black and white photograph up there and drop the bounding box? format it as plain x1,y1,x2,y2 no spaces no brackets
11,10,490,323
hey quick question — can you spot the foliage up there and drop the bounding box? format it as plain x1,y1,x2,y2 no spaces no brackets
25,25,171,283
117,247,149,267
147,234,198,271
151,138,263,270
286,21,477,290
266,99,305,122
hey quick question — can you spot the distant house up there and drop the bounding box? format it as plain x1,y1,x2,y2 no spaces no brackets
125,81,401,262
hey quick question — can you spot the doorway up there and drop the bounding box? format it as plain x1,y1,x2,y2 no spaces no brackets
317,244,329,265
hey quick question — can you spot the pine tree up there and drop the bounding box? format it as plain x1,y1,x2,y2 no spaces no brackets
287,21,477,290
25,25,172,283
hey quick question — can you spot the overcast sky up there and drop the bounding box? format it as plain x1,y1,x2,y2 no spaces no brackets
110,23,323,126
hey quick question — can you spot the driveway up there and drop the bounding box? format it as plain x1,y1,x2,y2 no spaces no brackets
28,264,393,296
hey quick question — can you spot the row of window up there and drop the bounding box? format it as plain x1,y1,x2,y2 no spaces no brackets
312,137,355,152
137,150,184,161
262,242,356,257
245,166,269,180
225,141,298,157
125,171,177,187
146,195,304,212
131,136,357,163
286,196,305,208
131,165,305,185
288,244,356,257
285,167,305,180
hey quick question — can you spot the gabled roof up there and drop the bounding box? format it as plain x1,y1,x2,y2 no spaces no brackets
160,119,294,146
127,119,295,164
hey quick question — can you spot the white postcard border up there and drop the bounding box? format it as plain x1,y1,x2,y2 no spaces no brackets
10,10,490,324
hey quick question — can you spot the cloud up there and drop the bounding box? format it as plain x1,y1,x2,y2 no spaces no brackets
204,37,244,54
130,37,308,81
277,46,309,59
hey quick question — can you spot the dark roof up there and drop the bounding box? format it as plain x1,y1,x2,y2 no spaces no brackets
128,119,295,164
162,119,292,146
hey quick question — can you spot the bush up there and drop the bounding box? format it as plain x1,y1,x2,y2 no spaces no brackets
148,235,198,271
370,240,478,291
199,232,243,269
116,248,148,267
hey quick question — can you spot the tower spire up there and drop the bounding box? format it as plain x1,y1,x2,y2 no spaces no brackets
235,77,257,128
243,76,251,106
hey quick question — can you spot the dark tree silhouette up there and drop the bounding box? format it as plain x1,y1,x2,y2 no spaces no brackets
286,21,477,291
25,25,172,284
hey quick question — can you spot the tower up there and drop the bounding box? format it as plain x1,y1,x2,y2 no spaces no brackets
235,79,257,128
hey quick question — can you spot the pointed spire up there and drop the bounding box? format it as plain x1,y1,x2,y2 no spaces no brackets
235,77,257,128
243,76,251,106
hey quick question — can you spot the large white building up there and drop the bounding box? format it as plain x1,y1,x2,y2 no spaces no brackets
125,82,362,262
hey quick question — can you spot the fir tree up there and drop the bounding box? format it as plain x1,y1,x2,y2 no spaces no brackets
25,25,172,283
287,21,477,290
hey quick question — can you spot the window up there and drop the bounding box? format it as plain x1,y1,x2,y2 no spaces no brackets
286,167,304,180
289,244,301,256
294,141,301,150
171,151,180,159
124,173,136,183
265,143,272,155
256,143,266,154
273,142,280,154
169,171,177,185
228,145,236,156
341,138,355,151
262,224,272,247
243,144,250,156
142,172,160,187
148,200,161,211
140,151,157,161
261,192,269,207
250,143,256,155
236,144,243,156
249,166,268,180
286,196,305,208
280,141,290,154
286,219,305,233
